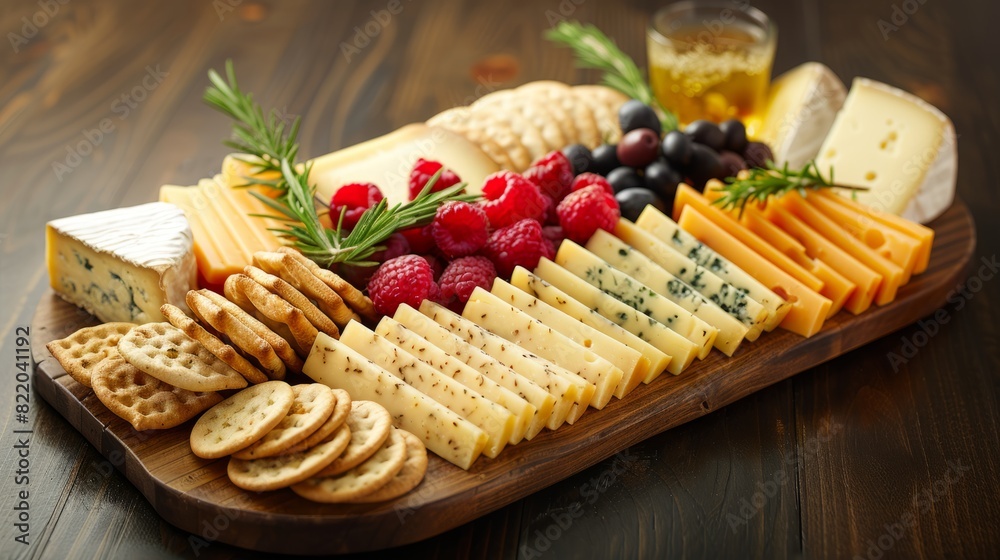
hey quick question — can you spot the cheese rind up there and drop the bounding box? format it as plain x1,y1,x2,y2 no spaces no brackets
817,77,957,224
464,288,611,412
634,207,792,332
46,202,196,324
534,258,696,377
393,304,554,439
339,322,515,459
420,301,582,430
614,219,770,340
587,230,748,357
376,317,534,444
555,241,718,360
509,267,670,396
303,332,487,470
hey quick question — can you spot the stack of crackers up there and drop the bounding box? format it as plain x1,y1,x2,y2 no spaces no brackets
190,381,427,503
428,82,630,172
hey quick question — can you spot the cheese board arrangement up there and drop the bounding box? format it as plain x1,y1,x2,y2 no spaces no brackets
32,12,971,555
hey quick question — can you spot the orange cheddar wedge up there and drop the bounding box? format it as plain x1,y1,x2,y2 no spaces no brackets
674,184,826,293
763,204,883,315
814,190,934,274
779,192,904,306
677,206,832,337
805,193,921,284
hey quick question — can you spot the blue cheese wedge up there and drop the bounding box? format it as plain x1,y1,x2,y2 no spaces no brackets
45,202,196,323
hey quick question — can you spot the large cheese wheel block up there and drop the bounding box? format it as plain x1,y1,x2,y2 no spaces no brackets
393,304,555,440
339,322,515,459
762,203,882,315
303,332,488,470
587,230,749,357
634,207,791,332
814,190,933,274
817,77,957,224
676,207,833,338
464,288,612,412
308,124,499,205
375,316,534,445
46,202,196,324
534,258,697,377
509,266,670,396
778,192,904,306
757,62,847,168
420,300,584,430
489,280,645,402
613,219,770,340
555,241,718,360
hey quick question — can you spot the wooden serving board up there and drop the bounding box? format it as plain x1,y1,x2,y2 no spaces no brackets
31,201,976,555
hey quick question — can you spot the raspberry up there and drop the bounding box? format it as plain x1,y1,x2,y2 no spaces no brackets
399,225,435,254
431,201,490,258
367,255,438,317
557,185,620,244
479,171,547,228
420,254,445,280
329,183,384,231
409,158,462,200
370,232,410,264
571,172,614,195
439,256,497,304
540,194,559,226
524,151,574,202
482,218,555,278
542,225,566,253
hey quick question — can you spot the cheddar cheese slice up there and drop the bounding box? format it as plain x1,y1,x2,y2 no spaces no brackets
303,332,487,470
587,230,748,356
632,209,791,333
393,304,554,439
555,241,718,359
420,300,585,429
778,192,904,305
339,322,515,459
534,258,697,377
490,279,644,400
464,288,612,412
677,207,832,337
376,317,534,444
510,267,670,396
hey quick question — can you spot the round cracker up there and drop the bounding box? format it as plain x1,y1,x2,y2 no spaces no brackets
474,89,566,157
117,322,248,392
346,429,427,503
291,428,408,503
518,81,601,148
314,401,392,477
161,304,268,385
572,85,629,144
232,384,336,459
187,289,287,380
280,388,352,455
228,422,352,491
46,322,135,388
189,380,294,459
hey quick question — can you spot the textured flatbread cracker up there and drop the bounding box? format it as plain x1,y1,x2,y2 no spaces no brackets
117,322,247,392
161,303,268,385
186,290,287,380
46,322,135,388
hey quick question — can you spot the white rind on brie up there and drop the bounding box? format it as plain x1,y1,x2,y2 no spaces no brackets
46,202,197,323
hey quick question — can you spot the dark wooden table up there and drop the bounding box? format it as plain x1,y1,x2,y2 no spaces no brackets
1,0,998,558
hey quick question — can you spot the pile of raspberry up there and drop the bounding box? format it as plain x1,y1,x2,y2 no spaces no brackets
356,153,620,316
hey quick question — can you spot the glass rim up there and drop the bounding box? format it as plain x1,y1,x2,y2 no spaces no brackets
648,1,776,47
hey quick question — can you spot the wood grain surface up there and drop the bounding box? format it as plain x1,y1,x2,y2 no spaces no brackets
1,0,999,558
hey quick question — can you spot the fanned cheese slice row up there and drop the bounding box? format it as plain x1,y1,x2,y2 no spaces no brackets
303,332,488,470
339,322,515,459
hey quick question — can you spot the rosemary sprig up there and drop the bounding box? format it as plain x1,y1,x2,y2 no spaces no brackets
711,161,868,217
203,60,478,268
545,21,678,132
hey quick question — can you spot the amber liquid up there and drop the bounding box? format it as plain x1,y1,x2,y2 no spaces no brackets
648,23,773,136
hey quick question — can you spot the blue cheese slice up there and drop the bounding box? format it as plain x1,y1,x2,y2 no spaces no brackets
45,202,196,323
